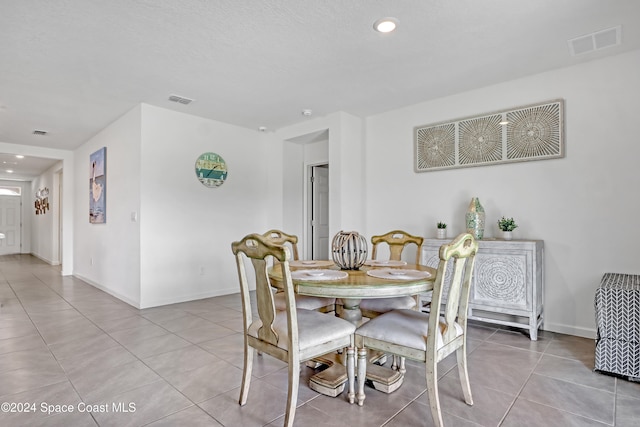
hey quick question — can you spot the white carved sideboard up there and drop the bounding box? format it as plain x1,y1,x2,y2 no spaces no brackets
420,238,544,340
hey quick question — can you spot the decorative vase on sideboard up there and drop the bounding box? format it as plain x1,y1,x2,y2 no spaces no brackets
465,197,485,240
436,228,447,239
502,231,513,240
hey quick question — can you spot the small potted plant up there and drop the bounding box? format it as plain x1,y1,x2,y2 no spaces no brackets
436,222,447,239
497,217,518,240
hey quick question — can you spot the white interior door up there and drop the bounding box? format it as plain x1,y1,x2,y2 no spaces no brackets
0,195,21,255
311,165,329,259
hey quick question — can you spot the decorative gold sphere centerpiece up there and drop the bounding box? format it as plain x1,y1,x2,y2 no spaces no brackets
331,231,368,270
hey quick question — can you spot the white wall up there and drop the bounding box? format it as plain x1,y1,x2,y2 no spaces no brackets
74,106,142,306
72,104,270,308
363,49,640,338
139,104,268,308
30,161,63,263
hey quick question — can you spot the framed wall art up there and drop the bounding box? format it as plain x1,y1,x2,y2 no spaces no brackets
415,99,564,172
89,147,106,223
35,187,49,215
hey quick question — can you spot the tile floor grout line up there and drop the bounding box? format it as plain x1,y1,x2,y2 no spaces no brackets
1,267,103,424
495,343,545,426
10,265,214,426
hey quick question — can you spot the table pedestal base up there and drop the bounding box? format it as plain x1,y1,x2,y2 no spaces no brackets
308,351,404,397
308,353,347,397
365,363,404,393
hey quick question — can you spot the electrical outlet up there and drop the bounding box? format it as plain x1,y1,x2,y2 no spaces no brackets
199,266,205,276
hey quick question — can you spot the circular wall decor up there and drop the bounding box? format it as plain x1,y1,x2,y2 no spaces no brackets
507,103,561,159
195,152,228,188
415,123,455,170
458,115,502,165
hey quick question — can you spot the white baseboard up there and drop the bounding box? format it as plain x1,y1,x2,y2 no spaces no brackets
71,274,240,310
542,322,596,340
139,286,239,309
73,273,140,308
30,252,59,266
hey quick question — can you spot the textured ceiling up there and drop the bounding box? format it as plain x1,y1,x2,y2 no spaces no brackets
1,0,640,177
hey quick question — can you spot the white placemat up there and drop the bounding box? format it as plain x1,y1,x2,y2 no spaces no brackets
364,260,407,267
366,268,431,280
290,269,348,281
289,260,335,268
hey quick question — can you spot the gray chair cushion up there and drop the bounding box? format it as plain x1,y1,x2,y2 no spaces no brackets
249,309,355,351
359,296,415,313
274,292,335,311
356,309,462,351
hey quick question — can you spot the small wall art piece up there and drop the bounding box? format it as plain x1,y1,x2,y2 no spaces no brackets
35,187,49,215
195,152,228,188
414,99,564,172
89,147,106,223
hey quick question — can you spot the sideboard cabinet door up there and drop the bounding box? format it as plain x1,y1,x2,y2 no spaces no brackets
421,239,544,340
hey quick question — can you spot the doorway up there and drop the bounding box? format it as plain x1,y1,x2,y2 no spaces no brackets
0,194,22,255
308,164,329,259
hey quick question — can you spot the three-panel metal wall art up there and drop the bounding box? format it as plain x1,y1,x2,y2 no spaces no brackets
414,99,564,172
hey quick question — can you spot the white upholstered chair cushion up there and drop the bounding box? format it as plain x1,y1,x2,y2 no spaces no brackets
356,309,462,351
274,292,336,311
248,309,355,352
359,296,415,313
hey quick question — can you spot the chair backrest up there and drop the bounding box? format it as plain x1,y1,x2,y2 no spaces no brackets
263,229,300,261
371,230,424,264
429,233,478,351
232,233,298,349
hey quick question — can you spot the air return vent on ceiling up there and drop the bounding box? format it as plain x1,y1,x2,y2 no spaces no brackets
168,95,194,105
32,130,48,135
568,26,621,56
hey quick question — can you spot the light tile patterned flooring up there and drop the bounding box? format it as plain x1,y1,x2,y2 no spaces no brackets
0,254,638,426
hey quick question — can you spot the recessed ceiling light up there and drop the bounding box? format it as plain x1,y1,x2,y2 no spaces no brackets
302,109,313,117
374,17,398,33
15,155,24,159
6,170,13,174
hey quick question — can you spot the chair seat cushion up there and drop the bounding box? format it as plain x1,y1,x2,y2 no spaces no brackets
249,309,355,352
274,292,335,311
356,309,462,351
359,296,416,313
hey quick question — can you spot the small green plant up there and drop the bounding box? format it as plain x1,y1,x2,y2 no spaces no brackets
437,222,447,229
497,217,518,232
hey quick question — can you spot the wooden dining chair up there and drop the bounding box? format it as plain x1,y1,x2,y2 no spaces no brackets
359,230,424,318
349,233,478,427
263,229,336,313
355,230,425,373
232,233,356,427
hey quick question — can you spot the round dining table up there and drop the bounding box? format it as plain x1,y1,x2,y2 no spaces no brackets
268,261,436,397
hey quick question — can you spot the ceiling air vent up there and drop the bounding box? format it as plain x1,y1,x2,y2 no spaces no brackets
568,26,621,56
32,130,48,135
168,95,194,105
